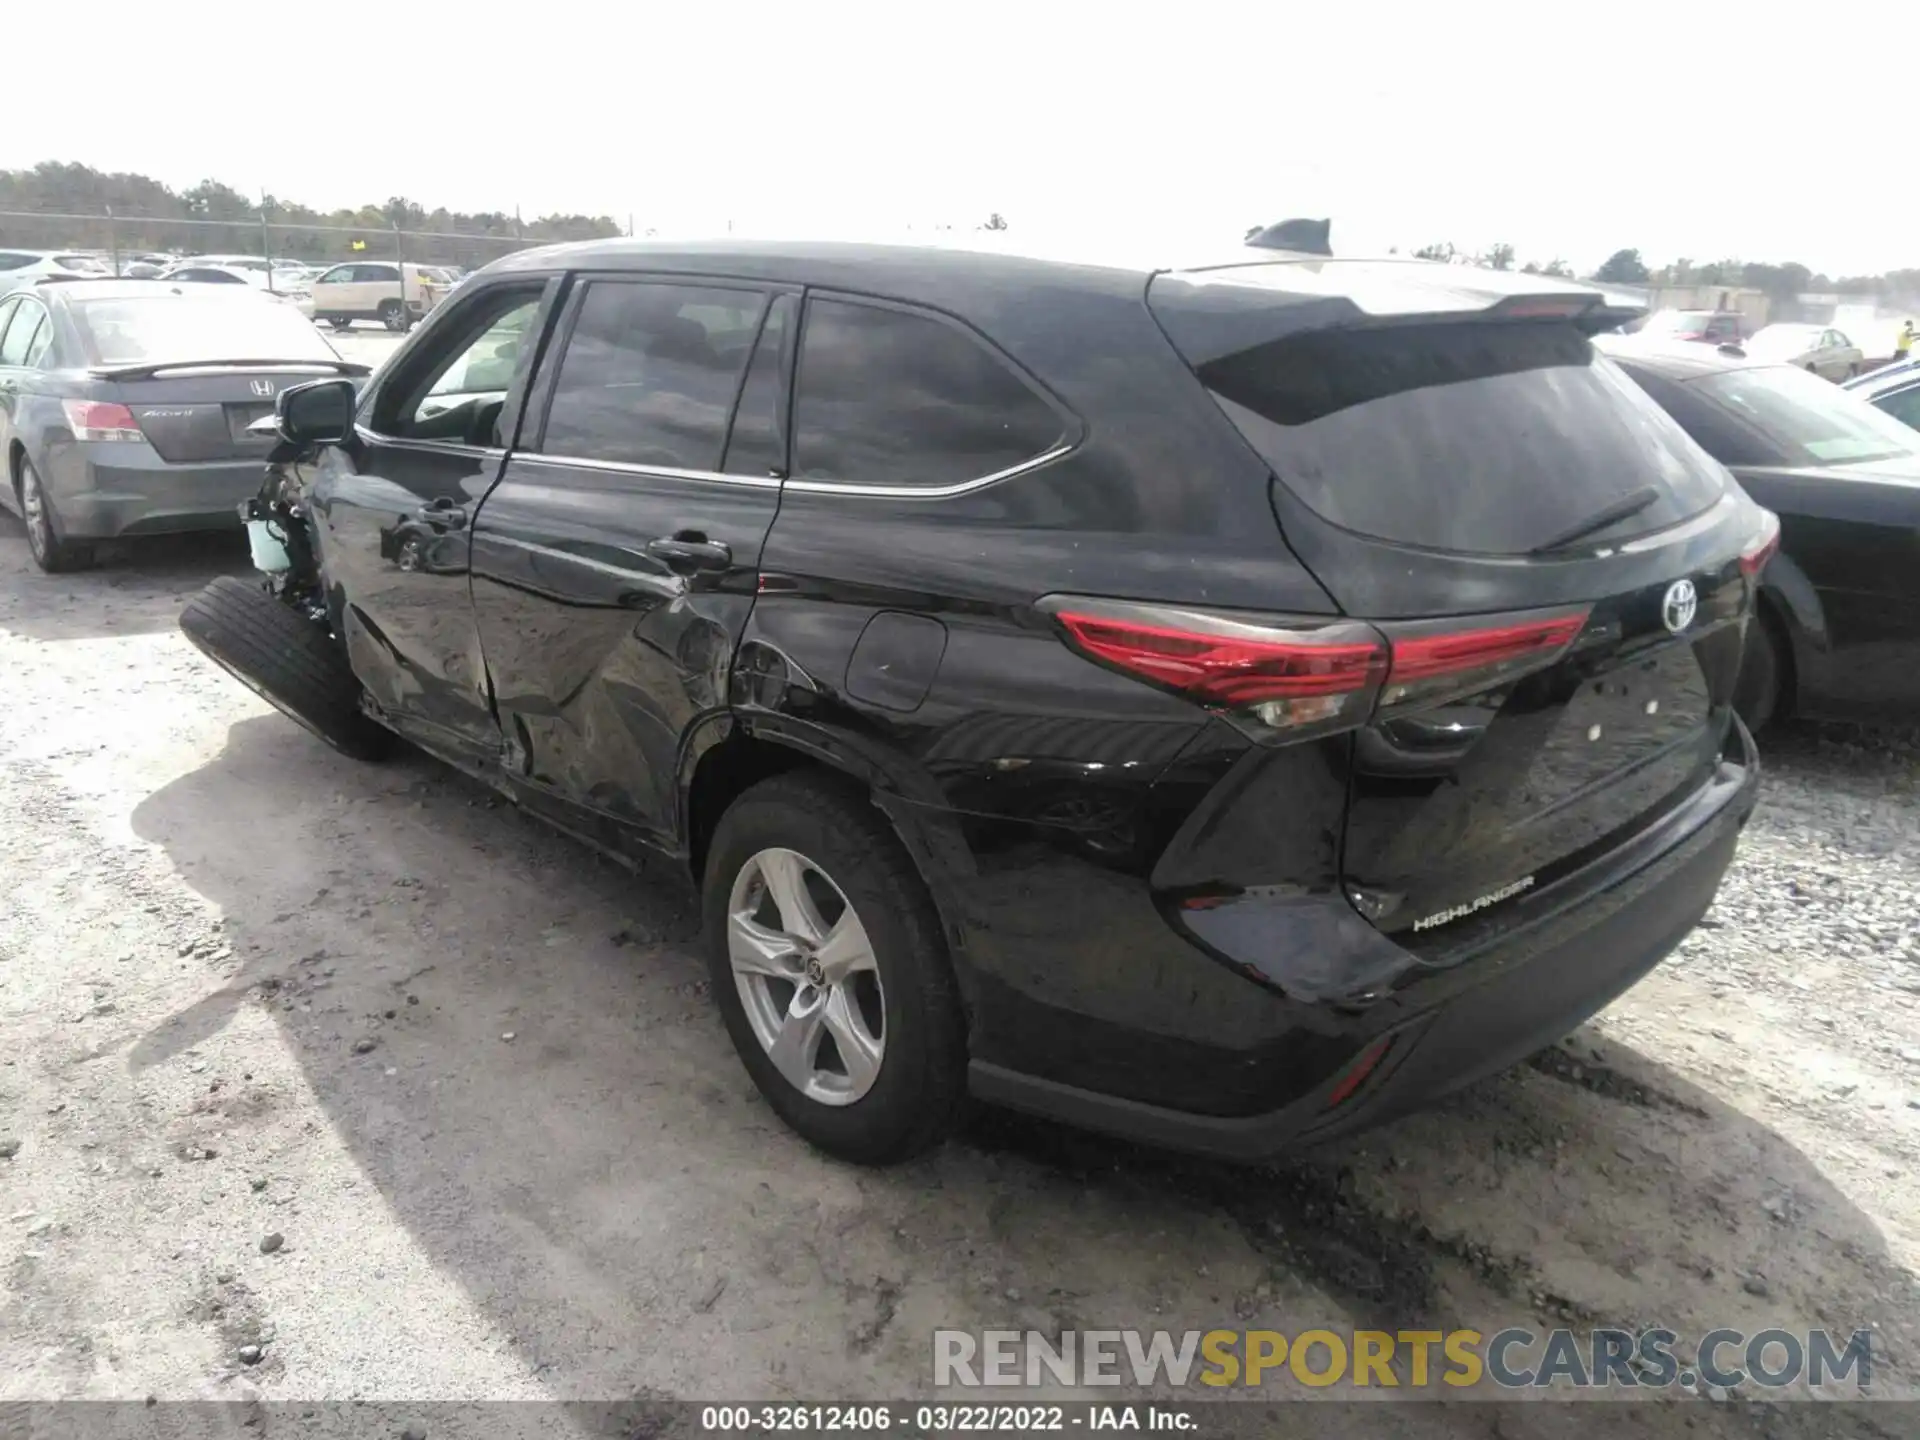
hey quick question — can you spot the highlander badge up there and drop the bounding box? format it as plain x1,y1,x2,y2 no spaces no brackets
1411,875,1535,932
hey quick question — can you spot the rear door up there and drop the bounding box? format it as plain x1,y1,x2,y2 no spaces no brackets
1150,271,1765,944
307,273,560,762
467,274,789,854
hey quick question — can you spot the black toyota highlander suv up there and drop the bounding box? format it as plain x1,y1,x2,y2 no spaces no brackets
181,236,1773,1164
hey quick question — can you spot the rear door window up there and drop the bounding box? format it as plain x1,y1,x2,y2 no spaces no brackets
536,279,766,471
791,296,1066,490
1194,321,1730,555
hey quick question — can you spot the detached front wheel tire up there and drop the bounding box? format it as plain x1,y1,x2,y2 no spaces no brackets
703,774,967,1164
180,575,394,761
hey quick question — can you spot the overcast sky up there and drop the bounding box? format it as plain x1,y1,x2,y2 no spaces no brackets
9,0,1916,276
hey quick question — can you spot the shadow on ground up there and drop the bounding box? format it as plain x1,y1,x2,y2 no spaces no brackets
122,714,1913,1438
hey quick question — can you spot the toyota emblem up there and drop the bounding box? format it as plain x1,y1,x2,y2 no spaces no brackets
1661,578,1698,634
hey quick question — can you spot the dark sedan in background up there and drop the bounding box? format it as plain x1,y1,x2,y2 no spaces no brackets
1600,335,1920,728
1843,357,1920,432
0,278,367,571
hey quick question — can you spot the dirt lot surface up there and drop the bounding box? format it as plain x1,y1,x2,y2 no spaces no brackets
1,506,1917,1438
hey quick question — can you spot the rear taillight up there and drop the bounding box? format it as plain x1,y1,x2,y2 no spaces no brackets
1377,608,1591,714
1045,600,1388,738
1044,596,1592,739
61,400,145,442
1739,510,1781,578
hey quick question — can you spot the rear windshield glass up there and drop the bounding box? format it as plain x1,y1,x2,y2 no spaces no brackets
1643,311,1712,336
1198,321,1729,555
71,296,340,366
1684,364,1920,468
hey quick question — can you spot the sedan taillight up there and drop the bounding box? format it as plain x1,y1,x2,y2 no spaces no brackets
62,399,145,442
1739,510,1781,578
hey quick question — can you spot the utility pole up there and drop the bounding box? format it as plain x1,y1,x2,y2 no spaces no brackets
260,188,275,293
105,204,120,277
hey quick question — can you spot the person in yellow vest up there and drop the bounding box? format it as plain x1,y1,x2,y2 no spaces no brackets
1896,320,1916,361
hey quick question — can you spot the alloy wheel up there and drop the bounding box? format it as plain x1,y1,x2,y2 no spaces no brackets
20,468,49,563
727,847,886,1106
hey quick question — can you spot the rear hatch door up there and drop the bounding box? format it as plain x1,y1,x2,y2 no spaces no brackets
1150,262,1770,946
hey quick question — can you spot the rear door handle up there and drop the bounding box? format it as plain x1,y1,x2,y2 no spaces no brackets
646,534,731,571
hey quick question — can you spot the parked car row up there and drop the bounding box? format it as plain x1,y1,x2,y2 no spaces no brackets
0,248,469,331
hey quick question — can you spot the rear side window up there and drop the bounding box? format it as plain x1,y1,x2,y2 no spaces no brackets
791,297,1065,489
0,301,47,366
1197,322,1730,555
538,280,765,471
0,253,34,272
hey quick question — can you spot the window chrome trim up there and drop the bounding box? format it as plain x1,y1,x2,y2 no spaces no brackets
354,423,505,461
488,440,1075,499
782,441,1075,499
510,451,782,490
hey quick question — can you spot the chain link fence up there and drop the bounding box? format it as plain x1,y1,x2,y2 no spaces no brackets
0,204,607,275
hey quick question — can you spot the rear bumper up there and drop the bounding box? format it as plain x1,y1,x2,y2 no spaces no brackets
968,721,1759,1160
42,443,260,539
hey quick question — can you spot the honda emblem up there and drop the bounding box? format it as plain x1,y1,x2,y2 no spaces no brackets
250,379,276,398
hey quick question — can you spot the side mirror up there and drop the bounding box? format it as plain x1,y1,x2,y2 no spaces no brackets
277,377,355,446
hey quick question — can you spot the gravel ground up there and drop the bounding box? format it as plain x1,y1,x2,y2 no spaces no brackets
0,516,1916,1439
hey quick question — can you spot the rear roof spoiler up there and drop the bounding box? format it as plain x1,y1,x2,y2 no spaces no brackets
1150,262,1648,366
89,358,372,380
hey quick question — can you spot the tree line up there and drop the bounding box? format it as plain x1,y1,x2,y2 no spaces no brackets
0,162,622,268
1407,238,1919,303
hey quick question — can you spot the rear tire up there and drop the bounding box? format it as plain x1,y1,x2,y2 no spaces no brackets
180,575,394,761
702,773,967,1164
17,456,93,573
1733,606,1788,733
327,316,353,331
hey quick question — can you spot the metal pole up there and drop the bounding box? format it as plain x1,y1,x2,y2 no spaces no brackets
393,220,406,325
261,192,275,293
106,205,120,276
